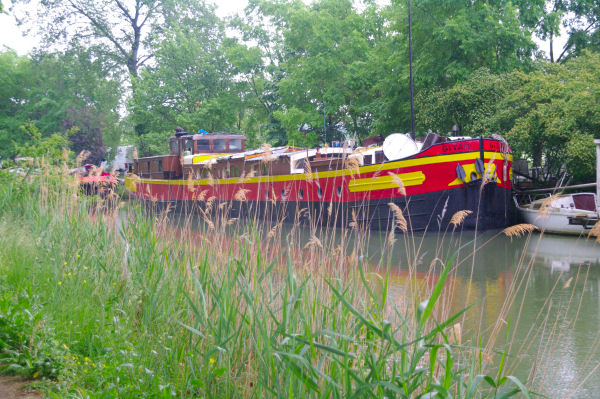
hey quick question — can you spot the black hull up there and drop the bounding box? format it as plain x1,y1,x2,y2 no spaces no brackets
140,182,511,233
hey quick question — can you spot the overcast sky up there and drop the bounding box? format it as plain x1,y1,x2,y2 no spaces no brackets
0,0,250,55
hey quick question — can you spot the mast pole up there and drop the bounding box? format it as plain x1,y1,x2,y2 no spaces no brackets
408,0,415,138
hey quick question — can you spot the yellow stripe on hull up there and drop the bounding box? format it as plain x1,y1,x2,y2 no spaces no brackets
349,171,425,193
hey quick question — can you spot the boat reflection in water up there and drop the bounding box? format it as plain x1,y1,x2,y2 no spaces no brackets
520,233,600,273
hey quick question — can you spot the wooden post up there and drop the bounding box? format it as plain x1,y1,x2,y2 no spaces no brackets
595,139,600,209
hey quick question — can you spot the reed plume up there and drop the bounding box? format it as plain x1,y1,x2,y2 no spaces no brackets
349,209,358,229
502,223,538,239
587,220,600,243
261,143,274,163
449,210,472,227
187,172,195,193
234,188,250,202
195,189,208,202
388,202,407,232
345,156,360,178
76,150,91,164
388,172,406,196
206,196,216,212
304,160,313,183
539,194,560,216
304,234,323,249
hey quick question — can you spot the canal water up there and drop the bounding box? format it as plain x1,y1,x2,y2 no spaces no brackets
160,207,599,398
374,230,600,398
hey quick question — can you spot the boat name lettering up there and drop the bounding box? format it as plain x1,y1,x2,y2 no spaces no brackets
441,142,477,153
440,141,501,153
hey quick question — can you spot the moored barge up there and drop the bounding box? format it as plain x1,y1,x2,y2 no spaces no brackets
125,130,513,231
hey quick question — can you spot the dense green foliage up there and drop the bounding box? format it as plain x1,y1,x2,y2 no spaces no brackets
3,0,600,180
416,51,600,183
0,49,120,162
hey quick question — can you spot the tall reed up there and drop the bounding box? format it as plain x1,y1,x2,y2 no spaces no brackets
1,161,590,398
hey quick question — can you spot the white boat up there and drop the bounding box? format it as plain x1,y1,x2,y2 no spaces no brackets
515,193,599,235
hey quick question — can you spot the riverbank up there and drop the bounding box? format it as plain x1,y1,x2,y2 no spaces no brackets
0,165,541,397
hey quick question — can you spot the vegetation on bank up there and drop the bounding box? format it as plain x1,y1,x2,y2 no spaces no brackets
0,163,541,397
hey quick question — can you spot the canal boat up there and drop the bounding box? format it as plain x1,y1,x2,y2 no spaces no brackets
514,193,599,235
124,130,513,231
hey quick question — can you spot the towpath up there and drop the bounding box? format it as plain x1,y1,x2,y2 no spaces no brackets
0,376,42,398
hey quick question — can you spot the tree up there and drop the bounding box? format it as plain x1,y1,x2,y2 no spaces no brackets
416,51,600,184
230,0,300,146
0,51,32,160
371,0,540,134
17,0,177,78
250,0,380,145
63,108,107,165
0,49,121,161
15,123,72,165
131,20,241,154
14,0,219,136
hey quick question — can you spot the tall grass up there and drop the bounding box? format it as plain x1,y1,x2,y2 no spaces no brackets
0,161,575,398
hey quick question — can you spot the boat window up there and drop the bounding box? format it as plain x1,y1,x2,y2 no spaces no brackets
281,189,287,200
264,188,269,200
213,139,226,151
298,188,304,199
317,186,323,199
185,140,194,154
230,166,240,177
229,139,242,151
157,159,163,172
196,139,210,152
169,140,179,153
336,185,342,197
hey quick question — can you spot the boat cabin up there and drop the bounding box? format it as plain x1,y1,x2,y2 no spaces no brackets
135,132,246,179
169,132,246,156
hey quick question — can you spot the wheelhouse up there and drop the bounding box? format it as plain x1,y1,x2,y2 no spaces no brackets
169,133,246,156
